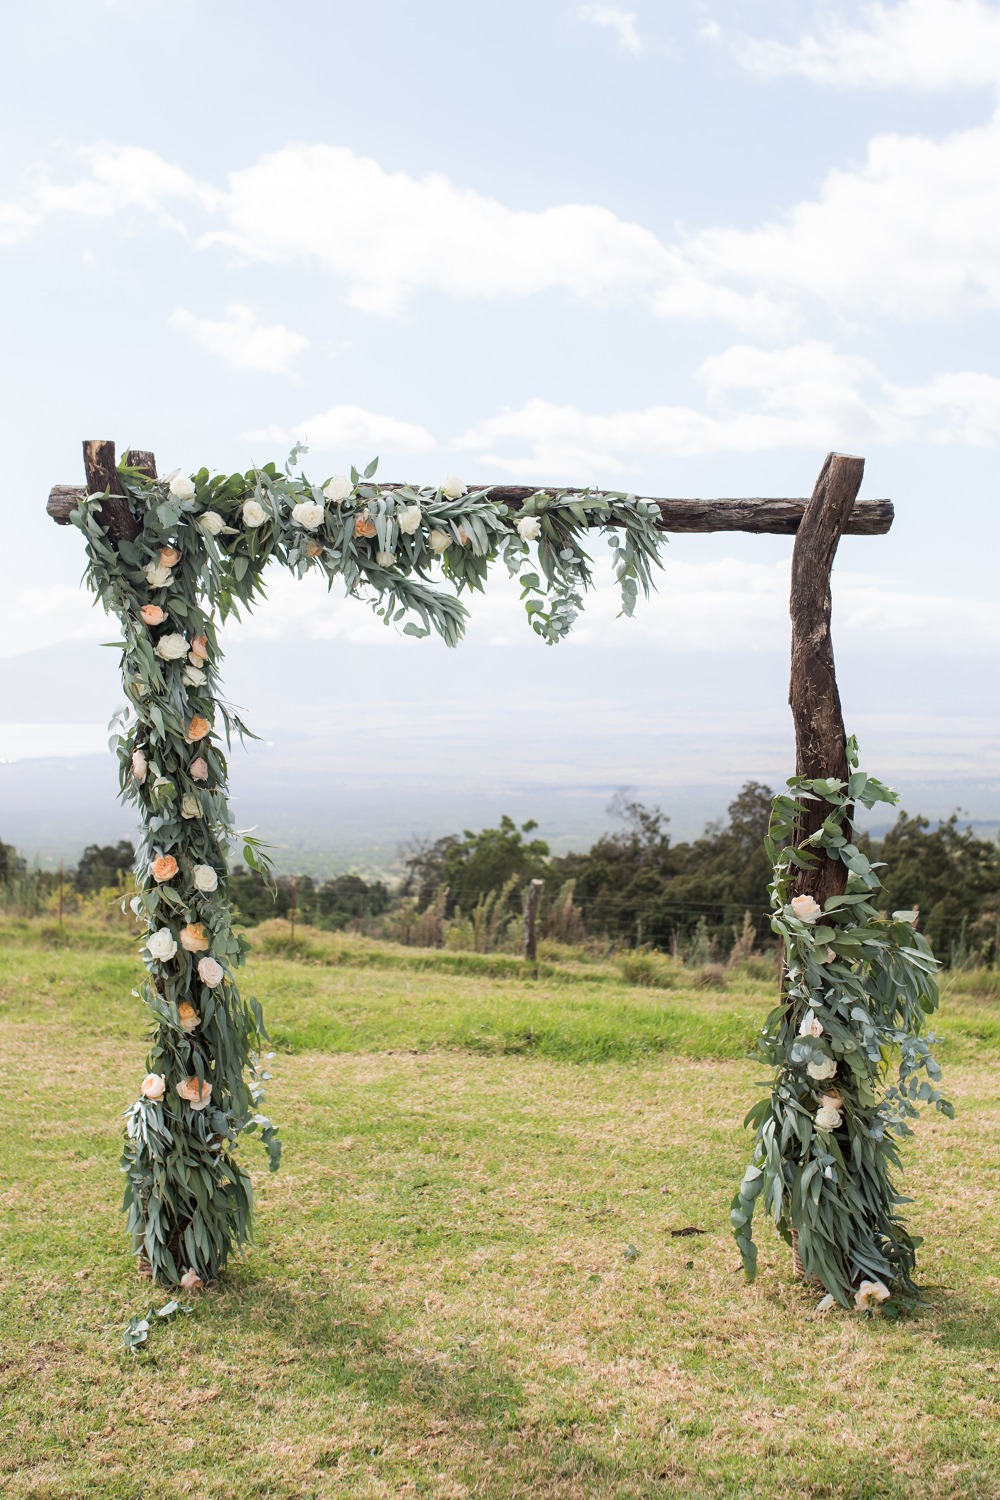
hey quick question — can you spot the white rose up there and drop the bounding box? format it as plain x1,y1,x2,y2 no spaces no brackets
198,510,225,536
790,894,822,924
144,563,172,589
815,1105,843,1131
397,503,422,535
168,473,196,502
441,475,467,499
854,1279,890,1310
428,528,452,554
197,956,225,989
180,792,202,820
516,516,541,542
131,748,148,784
154,632,189,662
242,499,268,528
798,1009,823,1038
193,864,219,893
291,500,325,530
182,665,207,687
806,1056,837,1082
146,927,178,962
375,550,396,568
323,475,352,502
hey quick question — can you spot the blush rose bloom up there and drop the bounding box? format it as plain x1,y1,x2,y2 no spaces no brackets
155,632,189,661
790,894,822,923
291,499,325,530
180,1268,204,1292
516,516,541,541
167,473,196,502
323,475,352,502
150,854,179,884
140,605,166,626
177,1001,201,1033
159,546,182,568
428,529,452,553
819,1091,844,1113
193,864,218,893
131,748,148,784
198,510,224,536
397,504,422,535
441,475,467,498
197,957,225,989
185,715,211,743
176,1076,212,1110
798,1009,823,1038
146,927,178,962
807,1056,838,1082
242,499,267,528
189,757,209,782
140,1073,166,1101
305,542,323,558
189,635,209,662
180,922,210,953
815,1104,843,1131
144,562,172,589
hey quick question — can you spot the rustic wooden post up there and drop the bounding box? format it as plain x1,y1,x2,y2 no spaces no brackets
787,452,865,1278
523,879,544,963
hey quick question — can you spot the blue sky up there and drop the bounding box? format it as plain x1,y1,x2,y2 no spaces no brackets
1,0,998,858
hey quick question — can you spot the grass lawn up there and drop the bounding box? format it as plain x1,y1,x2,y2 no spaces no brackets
1,917,999,1499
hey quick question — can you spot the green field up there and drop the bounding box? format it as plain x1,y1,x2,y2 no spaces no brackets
2,917,999,1499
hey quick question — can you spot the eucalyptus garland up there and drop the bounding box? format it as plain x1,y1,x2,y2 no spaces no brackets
72,452,665,1285
732,740,952,1313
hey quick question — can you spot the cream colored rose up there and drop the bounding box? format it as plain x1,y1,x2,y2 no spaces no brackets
397,503,422,535
441,475,467,498
193,864,218,893
815,1104,843,1131
144,562,173,589
854,1279,890,1311
291,499,325,530
428,528,452,554
198,510,225,536
146,927,178,962
798,1009,823,1038
197,956,225,988
242,499,267,528
323,475,352,502
790,894,822,924
516,516,541,541
183,666,207,687
140,1073,166,1101
155,632,189,662
806,1056,837,1082
375,550,396,568
176,1076,212,1111
189,757,209,782
180,1268,204,1292
168,472,196,502
131,748,148,784
180,792,202,820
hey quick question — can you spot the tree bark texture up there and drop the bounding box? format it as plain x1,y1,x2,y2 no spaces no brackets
788,452,865,908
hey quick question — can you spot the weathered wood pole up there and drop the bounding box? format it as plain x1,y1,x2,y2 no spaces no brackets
787,452,865,1280
523,879,544,963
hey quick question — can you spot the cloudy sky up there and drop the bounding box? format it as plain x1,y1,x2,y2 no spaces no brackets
2,0,998,860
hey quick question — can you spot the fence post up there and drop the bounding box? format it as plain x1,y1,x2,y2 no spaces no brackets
523,879,544,963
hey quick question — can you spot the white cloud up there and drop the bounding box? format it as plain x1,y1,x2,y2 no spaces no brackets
738,0,1000,91
168,303,309,376
577,4,644,53
245,402,436,456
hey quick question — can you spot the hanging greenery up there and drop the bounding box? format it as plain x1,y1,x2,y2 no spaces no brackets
72,452,665,1285
731,740,952,1313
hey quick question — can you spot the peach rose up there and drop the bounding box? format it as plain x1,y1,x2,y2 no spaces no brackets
180,922,210,954
353,513,377,538
197,956,225,989
189,634,209,662
159,546,182,568
150,854,179,884
457,525,470,546
180,1269,204,1293
305,542,323,558
189,757,209,782
184,715,211,744
140,604,166,626
176,1076,212,1111
140,1073,166,1101
131,748,148,784
177,1001,201,1033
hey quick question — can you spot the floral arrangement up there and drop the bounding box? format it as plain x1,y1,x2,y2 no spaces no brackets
731,739,952,1313
72,452,665,1285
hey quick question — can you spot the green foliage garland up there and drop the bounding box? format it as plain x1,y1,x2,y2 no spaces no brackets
73,453,665,1285
732,740,952,1312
